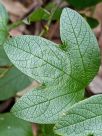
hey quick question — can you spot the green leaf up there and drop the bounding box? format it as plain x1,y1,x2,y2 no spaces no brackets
0,29,9,45
0,66,31,100
45,2,62,20
0,67,8,77
40,124,59,136
4,8,100,124
0,113,33,136
0,46,11,66
45,2,56,11
54,94,102,136
0,3,8,23
52,8,62,21
67,0,102,9
86,17,99,28
29,7,50,22
28,6,62,22
0,45,31,100
11,87,84,124
0,3,9,45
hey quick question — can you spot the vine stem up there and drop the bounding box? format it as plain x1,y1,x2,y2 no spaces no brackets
8,1,61,37
8,20,24,31
39,4,58,36
7,5,57,33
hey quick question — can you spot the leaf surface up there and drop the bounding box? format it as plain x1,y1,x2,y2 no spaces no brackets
54,94,102,136
4,8,100,124
0,113,33,136
0,66,31,100
85,17,99,28
0,3,8,23
0,3,9,45
0,46,10,66
28,4,62,22
29,8,50,22
0,45,31,100
67,0,102,9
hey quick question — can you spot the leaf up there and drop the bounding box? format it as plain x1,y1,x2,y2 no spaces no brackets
29,7,50,22
52,8,62,21
54,94,102,136
45,2,56,11
45,2,62,20
0,113,33,136
60,8,100,82
67,0,102,9
0,66,31,100
11,87,84,124
0,29,9,45
0,45,31,100
81,14,99,29
28,6,62,22
0,46,11,66
0,3,9,45
0,3,8,23
4,8,100,124
86,17,99,28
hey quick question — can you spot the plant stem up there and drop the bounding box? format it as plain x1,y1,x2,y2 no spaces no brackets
8,1,61,36
39,4,58,37
8,20,24,31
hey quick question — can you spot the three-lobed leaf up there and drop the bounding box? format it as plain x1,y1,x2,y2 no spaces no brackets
4,8,100,124
54,94,102,136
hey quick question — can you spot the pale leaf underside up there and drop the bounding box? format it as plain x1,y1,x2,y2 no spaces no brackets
4,8,100,124
54,94,102,136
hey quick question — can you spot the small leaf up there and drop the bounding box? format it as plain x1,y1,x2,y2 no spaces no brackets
28,4,62,22
45,2,62,20
0,3,9,45
86,17,99,28
4,8,100,124
52,8,62,21
29,8,50,22
67,0,102,9
0,113,33,136
45,2,57,11
54,94,102,136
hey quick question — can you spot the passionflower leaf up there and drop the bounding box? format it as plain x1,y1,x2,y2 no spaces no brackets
4,8,100,124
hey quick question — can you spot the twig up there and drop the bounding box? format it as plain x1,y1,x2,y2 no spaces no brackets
39,4,59,37
8,20,24,31
8,1,43,31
